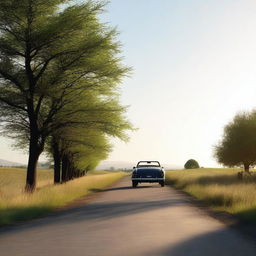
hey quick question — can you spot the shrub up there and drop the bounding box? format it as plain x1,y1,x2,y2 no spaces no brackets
184,159,200,169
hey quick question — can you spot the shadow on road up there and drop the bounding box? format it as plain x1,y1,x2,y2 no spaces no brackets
0,187,183,236
147,228,256,256
89,185,155,193
103,185,154,192
1,180,256,255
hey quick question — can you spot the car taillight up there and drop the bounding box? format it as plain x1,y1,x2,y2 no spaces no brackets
160,171,164,177
132,172,137,178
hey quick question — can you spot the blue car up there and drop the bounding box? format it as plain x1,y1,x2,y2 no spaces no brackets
131,161,165,187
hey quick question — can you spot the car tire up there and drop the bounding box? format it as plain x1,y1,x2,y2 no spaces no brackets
132,181,138,188
159,181,165,187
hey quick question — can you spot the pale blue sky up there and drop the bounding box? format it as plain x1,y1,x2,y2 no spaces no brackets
102,0,256,167
1,0,256,167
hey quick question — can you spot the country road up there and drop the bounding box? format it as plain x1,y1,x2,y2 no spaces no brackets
1,176,256,256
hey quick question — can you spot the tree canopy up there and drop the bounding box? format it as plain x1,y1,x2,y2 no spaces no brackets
0,0,132,191
184,159,200,169
214,110,256,172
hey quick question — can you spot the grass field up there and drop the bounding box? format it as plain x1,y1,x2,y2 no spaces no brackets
166,168,256,223
0,168,126,225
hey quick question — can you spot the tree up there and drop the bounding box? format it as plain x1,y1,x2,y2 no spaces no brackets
0,0,131,192
184,159,200,169
45,88,132,184
49,128,112,183
214,110,256,172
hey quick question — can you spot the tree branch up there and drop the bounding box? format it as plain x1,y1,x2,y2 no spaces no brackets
0,97,27,111
0,69,25,92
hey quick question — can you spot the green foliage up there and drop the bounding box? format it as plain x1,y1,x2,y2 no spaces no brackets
0,0,133,190
0,0,130,141
214,110,256,171
47,88,133,180
184,159,200,169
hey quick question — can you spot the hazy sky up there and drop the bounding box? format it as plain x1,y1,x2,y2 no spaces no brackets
1,0,256,167
103,0,256,167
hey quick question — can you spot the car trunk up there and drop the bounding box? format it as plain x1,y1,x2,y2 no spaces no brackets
136,168,163,178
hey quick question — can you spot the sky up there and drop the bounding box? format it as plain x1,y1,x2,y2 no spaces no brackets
1,0,256,167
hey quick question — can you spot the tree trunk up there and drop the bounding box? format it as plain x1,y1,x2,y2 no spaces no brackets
61,154,69,183
25,97,42,192
69,165,74,180
67,159,72,181
52,138,61,184
243,163,250,173
25,139,42,192
54,154,61,184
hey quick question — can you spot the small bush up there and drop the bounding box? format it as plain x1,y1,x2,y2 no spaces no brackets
184,159,200,169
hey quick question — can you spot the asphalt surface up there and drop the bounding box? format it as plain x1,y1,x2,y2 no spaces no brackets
1,176,256,256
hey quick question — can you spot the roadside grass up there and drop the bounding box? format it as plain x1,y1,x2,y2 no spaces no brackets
87,170,110,175
0,168,126,225
0,168,53,199
166,168,256,223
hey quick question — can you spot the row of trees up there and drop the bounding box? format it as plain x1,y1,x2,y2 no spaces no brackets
0,0,132,192
214,110,256,173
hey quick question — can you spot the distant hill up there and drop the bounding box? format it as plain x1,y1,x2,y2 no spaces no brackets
97,161,134,170
97,160,182,170
0,159,25,167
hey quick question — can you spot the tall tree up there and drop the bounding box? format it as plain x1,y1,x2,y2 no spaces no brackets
214,110,256,172
0,0,130,191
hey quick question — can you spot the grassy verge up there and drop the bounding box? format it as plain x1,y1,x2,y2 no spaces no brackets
0,168,126,225
166,168,256,223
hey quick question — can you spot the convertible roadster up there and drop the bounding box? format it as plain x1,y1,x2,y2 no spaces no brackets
131,161,165,187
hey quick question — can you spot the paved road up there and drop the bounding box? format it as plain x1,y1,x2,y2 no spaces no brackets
1,176,256,256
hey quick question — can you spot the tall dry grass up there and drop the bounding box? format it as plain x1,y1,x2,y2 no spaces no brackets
166,168,256,222
0,168,126,225
0,168,53,200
